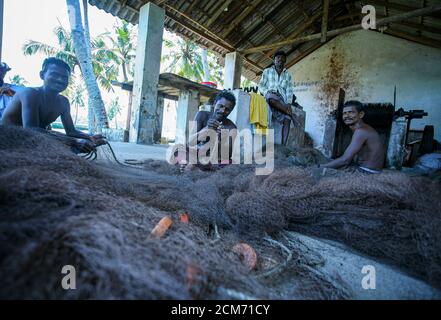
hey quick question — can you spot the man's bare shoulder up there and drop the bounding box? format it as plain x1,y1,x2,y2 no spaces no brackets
195,110,210,122
16,87,39,98
223,118,237,129
355,124,381,141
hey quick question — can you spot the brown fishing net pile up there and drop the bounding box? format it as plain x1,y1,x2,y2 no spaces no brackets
0,126,440,299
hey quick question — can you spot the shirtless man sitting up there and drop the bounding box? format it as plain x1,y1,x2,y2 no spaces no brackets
322,100,385,173
1,57,105,153
172,91,237,170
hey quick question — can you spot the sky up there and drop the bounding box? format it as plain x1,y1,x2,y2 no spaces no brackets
2,0,120,85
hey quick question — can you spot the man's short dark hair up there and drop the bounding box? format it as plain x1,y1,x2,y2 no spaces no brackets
273,50,287,59
344,100,364,113
215,90,236,106
42,57,71,74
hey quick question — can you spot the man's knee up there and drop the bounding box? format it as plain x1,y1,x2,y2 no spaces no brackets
267,98,277,106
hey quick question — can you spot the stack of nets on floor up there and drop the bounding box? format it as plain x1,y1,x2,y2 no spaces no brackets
0,126,440,299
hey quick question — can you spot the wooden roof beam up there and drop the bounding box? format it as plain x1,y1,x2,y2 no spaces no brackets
321,0,330,42
366,0,441,19
336,11,441,35
252,8,324,61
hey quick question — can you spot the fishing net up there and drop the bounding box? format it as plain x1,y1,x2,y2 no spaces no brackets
0,126,439,299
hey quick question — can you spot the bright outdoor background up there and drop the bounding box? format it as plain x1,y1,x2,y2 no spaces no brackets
2,0,229,141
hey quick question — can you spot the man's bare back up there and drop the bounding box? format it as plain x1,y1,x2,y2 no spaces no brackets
2,87,69,129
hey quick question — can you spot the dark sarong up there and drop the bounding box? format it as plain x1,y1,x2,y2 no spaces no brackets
264,91,291,124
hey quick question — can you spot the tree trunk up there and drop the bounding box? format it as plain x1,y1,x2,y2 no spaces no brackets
66,0,108,132
82,0,96,132
201,48,210,82
74,104,78,125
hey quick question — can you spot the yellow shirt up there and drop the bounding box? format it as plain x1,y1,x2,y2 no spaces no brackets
249,93,268,135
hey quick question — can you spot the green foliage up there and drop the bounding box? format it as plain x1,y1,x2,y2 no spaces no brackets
8,74,28,86
22,22,135,93
162,36,223,86
107,98,121,121
241,76,256,88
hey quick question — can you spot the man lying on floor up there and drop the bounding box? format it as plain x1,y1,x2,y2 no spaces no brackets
322,100,385,174
1,57,105,153
172,91,237,171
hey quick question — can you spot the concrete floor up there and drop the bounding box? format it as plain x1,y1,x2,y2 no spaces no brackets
109,142,169,162
282,232,441,299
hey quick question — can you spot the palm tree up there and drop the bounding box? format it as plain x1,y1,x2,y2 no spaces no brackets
67,0,109,130
67,81,85,124
100,21,136,83
162,37,205,82
162,36,225,87
107,98,122,129
22,22,116,131
23,24,78,72
8,74,28,86
95,20,136,132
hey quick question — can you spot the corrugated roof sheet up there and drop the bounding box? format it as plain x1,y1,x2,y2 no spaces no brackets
89,0,441,82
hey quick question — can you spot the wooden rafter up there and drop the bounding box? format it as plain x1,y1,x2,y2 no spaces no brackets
252,8,324,61
285,41,324,69
221,0,265,39
162,5,263,72
321,0,330,43
184,0,199,14
233,0,291,47
340,11,441,36
366,0,441,19
205,0,233,27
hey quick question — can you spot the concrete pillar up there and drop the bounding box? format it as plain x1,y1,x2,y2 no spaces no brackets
228,90,251,163
224,52,242,90
227,89,251,131
129,2,165,144
175,90,200,145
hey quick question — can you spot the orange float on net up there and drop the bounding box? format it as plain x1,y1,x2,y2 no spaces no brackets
180,212,189,224
232,243,258,271
150,216,173,238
